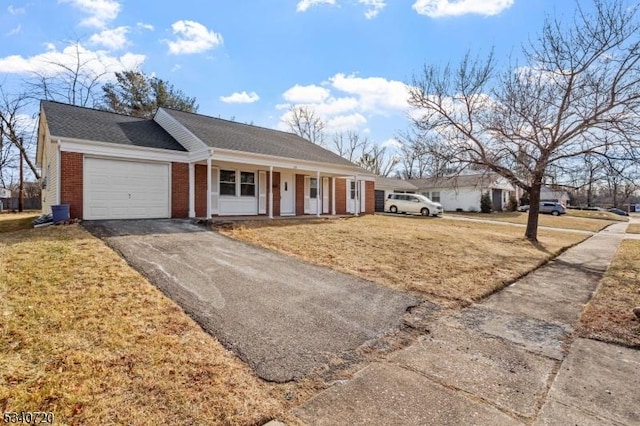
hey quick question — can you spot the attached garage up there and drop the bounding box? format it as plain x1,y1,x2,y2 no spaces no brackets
84,157,170,220
375,190,385,212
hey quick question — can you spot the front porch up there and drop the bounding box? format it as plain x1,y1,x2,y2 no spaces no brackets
185,153,374,219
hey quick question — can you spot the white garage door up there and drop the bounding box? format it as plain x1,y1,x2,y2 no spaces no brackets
84,157,170,220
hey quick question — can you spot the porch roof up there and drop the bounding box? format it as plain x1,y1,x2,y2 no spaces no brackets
162,108,364,169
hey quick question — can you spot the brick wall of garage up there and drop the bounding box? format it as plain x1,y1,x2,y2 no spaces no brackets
194,164,207,217
335,178,347,214
171,163,189,218
295,174,305,216
60,151,83,219
365,181,374,214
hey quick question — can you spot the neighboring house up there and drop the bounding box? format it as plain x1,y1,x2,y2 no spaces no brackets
37,101,375,220
408,174,516,212
373,176,417,212
540,186,570,206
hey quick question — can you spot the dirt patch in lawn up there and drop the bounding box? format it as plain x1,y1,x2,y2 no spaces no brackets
220,215,587,304
579,240,640,348
0,225,295,425
0,212,39,233
447,211,619,232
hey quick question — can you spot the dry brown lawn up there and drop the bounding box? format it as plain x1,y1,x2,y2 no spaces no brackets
448,211,619,232
626,224,640,234
221,215,587,303
566,209,629,222
0,225,293,425
579,240,640,347
0,212,39,233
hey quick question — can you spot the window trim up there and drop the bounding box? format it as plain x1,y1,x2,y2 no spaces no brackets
219,169,236,197
240,171,256,197
310,177,318,199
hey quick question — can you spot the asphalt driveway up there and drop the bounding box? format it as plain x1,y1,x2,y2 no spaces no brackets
84,219,419,382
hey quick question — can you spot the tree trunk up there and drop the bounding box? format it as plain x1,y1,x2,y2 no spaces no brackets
525,181,542,241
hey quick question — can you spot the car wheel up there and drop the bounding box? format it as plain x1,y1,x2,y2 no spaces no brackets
552,210,560,216
390,205,398,213
421,207,430,216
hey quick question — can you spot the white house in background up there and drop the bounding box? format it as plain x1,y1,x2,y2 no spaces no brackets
408,174,517,212
540,186,571,206
373,176,418,212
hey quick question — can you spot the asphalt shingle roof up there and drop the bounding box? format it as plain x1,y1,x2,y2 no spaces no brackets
162,108,360,168
409,174,501,189
374,176,418,190
41,101,187,152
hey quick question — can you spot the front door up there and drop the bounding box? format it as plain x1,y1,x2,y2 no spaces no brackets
280,171,295,215
492,188,502,212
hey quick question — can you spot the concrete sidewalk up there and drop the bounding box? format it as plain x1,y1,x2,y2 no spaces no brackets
293,221,640,425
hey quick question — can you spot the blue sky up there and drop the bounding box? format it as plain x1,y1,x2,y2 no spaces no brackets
0,0,586,150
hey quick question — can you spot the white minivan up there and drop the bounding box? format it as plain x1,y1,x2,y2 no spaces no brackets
385,193,443,217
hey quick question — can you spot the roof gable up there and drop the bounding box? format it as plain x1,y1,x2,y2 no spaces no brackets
160,108,360,167
40,101,186,152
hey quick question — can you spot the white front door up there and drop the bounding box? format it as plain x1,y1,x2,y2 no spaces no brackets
347,179,356,213
280,171,295,215
322,177,329,214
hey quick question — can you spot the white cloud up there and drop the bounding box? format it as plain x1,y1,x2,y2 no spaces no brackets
0,43,145,79
359,0,386,19
89,26,129,50
277,73,410,134
330,73,410,112
166,20,223,55
170,64,182,72
6,24,22,36
412,0,514,18
326,113,367,132
382,138,402,149
297,0,336,12
137,22,154,31
220,91,260,104
59,0,121,28
43,42,56,51
8,5,26,15
283,84,330,103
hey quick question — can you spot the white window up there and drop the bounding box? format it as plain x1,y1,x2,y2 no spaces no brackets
220,170,236,196
310,178,318,199
431,191,441,203
240,171,255,196
350,181,356,199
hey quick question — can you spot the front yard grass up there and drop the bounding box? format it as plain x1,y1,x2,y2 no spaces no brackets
221,215,587,303
0,212,39,233
579,240,640,347
447,210,619,232
0,225,291,425
626,224,640,234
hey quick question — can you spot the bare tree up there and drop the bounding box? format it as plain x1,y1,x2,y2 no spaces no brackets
0,90,40,181
286,105,325,146
332,130,367,162
24,41,110,107
396,130,448,179
357,144,399,177
408,0,640,241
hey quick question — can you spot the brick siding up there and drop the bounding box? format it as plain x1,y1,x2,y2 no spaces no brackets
194,164,207,217
60,151,83,219
295,174,305,216
171,163,189,218
271,172,281,217
365,181,374,214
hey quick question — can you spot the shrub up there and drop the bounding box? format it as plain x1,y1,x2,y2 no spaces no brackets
480,192,492,213
508,195,518,212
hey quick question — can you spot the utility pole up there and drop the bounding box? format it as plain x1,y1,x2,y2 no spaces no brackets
19,137,23,212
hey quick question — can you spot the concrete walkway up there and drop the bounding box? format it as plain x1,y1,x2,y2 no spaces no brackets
293,221,640,425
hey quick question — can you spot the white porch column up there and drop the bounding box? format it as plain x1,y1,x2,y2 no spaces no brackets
269,166,274,219
354,175,359,216
316,170,321,217
331,177,336,215
188,162,195,218
206,157,212,218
